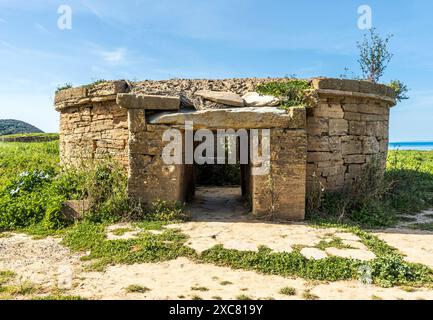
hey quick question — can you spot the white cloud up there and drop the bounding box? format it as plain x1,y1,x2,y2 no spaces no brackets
97,47,127,64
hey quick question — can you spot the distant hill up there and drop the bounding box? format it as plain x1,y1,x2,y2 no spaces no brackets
0,119,43,136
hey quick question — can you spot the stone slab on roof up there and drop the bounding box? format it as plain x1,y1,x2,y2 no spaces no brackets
147,106,306,129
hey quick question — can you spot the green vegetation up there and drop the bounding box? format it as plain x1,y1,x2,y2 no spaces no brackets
357,28,393,83
87,79,107,87
0,119,43,136
56,83,73,92
236,294,252,300
315,237,354,250
62,221,195,271
191,286,209,292
279,287,296,296
33,295,86,300
219,281,233,286
125,285,151,293
0,133,59,140
0,139,187,232
0,271,40,299
389,80,409,102
302,290,319,300
1,140,433,289
307,151,433,228
256,80,312,109
111,227,134,236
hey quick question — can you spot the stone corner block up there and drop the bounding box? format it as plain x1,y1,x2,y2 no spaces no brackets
54,87,88,105
117,93,180,110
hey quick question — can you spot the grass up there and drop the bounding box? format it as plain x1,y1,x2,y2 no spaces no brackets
125,285,151,293
56,83,73,92
308,151,433,228
236,294,252,300
256,80,312,109
219,281,233,286
315,237,354,250
111,228,134,236
62,221,195,271
191,286,209,292
0,271,40,299
0,133,59,140
33,295,86,300
279,287,297,296
1,141,433,290
302,290,319,300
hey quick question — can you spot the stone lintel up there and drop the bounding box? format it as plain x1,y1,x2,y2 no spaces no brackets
311,77,396,101
315,89,396,106
117,93,180,110
147,107,306,130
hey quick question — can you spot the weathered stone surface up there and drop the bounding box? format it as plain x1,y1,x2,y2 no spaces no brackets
344,154,366,164
55,87,87,105
117,93,180,110
329,119,348,136
194,90,244,107
307,117,328,136
61,200,91,220
56,77,394,223
348,121,366,135
242,92,280,107
300,247,328,260
148,107,305,129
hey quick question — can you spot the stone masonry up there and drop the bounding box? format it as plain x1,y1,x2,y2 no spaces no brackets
54,78,396,221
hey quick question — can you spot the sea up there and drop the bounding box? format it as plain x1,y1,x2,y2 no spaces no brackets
389,141,433,151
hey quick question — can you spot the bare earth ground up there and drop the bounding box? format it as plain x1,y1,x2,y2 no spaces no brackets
1,186,433,300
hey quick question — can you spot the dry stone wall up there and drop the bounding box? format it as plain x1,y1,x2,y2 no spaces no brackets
54,77,396,221
306,78,395,193
56,81,130,168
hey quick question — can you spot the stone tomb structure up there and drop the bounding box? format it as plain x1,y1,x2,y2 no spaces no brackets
54,78,396,221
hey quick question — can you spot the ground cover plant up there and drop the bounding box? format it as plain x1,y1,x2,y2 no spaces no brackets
1,140,433,290
307,151,433,228
256,79,312,109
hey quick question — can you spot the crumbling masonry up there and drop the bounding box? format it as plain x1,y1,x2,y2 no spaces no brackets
54,78,396,221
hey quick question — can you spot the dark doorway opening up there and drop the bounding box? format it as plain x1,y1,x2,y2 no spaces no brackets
183,132,251,220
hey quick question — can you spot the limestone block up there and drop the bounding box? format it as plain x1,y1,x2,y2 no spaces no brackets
242,92,280,107
348,121,366,136
117,93,180,110
344,154,366,164
366,121,388,138
329,119,348,136
307,136,330,152
363,136,380,154
127,109,146,133
307,117,328,136
307,152,332,162
344,111,362,121
148,107,305,129
310,103,344,119
195,90,244,107
341,137,362,155
55,87,88,105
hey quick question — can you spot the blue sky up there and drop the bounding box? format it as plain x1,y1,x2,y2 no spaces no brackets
0,0,432,142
